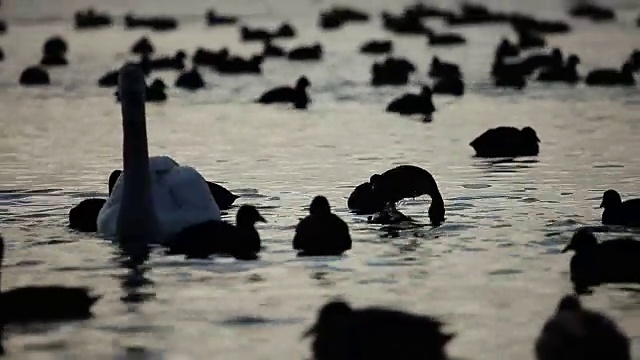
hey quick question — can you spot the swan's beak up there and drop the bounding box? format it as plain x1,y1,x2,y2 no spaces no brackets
599,201,604,209
257,215,267,223
561,243,572,253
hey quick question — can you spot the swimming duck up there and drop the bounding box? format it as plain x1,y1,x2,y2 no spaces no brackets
569,3,616,21
359,40,392,54
370,165,445,226
165,205,266,260
19,66,50,86
0,234,101,324
428,56,461,79
257,76,310,109
262,39,286,58
561,229,640,292
205,9,238,26
304,299,454,360
371,57,415,86
288,43,323,61
600,189,640,227
293,196,351,256
535,295,629,360
130,36,154,55
470,126,540,158
74,8,112,29
43,36,68,57
148,50,186,71
537,54,580,83
585,62,635,86
425,29,466,46
68,170,121,232
175,67,205,90
433,75,464,96
124,13,178,32
319,6,369,30
386,85,435,121
347,181,387,215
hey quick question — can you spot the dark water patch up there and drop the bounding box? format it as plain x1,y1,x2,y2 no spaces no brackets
219,316,303,327
462,183,491,189
488,269,522,276
593,163,625,169
22,340,69,352
31,239,77,246
356,156,383,161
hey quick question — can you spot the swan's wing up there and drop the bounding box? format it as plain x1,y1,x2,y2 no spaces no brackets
96,174,125,238
154,166,222,238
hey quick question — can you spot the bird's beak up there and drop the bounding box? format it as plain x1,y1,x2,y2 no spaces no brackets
561,243,572,253
257,215,267,223
301,325,316,339
599,201,604,209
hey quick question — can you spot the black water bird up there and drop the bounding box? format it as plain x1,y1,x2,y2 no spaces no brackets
537,54,580,83
74,8,112,29
0,235,100,324
304,299,454,360
585,62,635,86
470,126,540,158
165,205,266,260
369,165,445,226
428,56,461,79
535,295,629,360
288,43,322,61
130,36,154,56
19,66,50,86
599,189,640,227
293,196,351,256
386,85,435,121
206,9,238,26
562,229,640,292
175,67,205,90
359,40,392,54
257,76,310,109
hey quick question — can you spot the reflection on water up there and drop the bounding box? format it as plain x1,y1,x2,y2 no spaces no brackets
0,0,640,358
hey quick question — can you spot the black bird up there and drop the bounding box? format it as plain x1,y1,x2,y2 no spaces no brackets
130,36,154,55
359,40,392,54
386,85,435,121
585,62,635,86
470,126,540,158
175,67,205,90
19,66,50,86
293,196,351,256
433,76,464,96
369,165,445,226
428,56,461,79
535,295,630,360
165,205,266,260
561,229,640,293
304,299,454,360
257,76,310,109
0,235,101,324
600,189,640,227
206,9,238,26
68,170,122,232
347,181,387,215
537,54,580,84
288,43,323,61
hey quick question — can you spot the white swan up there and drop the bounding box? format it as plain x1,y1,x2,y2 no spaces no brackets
96,63,221,248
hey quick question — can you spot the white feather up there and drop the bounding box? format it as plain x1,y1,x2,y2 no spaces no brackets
97,156,221,243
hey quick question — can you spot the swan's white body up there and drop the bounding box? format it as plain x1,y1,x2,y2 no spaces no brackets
96,64,221,250
97,156,221,243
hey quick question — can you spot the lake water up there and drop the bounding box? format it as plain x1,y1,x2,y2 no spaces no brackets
0,0,639,358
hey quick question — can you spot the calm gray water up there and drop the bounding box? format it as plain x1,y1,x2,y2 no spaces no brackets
0,0,640,358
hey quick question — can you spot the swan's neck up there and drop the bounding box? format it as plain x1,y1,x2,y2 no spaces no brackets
117,84,157,263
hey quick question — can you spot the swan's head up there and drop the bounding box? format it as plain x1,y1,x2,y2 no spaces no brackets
522,126,540,143
303,299,352,338
621,61,633,75
428,199,445,227
175,50,187,60
561,229,598,253
118,63,146,99
600,189,622,209
309,195,331,215
295,76,311,90
236,205,266,226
